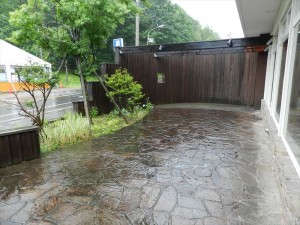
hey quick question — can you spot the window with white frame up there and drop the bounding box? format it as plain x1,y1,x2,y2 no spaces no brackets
10,65,23,82
266,37,278,106
286,23,300,161
269,54,277,105
282,8,292,38
275,39,288,121
295,0,300,22
0,65,7,82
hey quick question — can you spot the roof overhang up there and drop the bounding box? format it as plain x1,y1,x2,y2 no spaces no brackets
235,0,283,37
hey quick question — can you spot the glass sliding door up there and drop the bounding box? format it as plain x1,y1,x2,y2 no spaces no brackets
269,52,277,106
275,39,288,121
286,25,300,161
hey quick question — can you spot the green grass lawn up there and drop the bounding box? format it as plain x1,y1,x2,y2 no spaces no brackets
41,109,150,153
58,73,98,88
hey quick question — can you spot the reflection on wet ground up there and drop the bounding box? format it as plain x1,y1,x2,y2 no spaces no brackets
0,106,283,224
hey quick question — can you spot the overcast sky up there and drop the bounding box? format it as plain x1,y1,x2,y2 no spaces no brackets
171,0,244,39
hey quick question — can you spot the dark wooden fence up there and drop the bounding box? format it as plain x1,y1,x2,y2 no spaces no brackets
75,64,120,115
100,63,121,77
87,81,114,114
0,126,40,167
97,36,269,110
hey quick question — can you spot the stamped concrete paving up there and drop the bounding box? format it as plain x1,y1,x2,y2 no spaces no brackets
0,105,284,225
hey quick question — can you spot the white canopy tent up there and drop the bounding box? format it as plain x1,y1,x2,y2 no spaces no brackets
0,40,51,82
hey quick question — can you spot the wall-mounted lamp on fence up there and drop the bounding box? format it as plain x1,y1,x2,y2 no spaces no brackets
227,32,233,47
227,39,233,47
147,24,164,45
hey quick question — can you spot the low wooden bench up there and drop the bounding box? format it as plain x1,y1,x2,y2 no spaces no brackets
0,126,40,167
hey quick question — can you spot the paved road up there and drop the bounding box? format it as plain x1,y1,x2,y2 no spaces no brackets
0,88,82,130
0,105,285,224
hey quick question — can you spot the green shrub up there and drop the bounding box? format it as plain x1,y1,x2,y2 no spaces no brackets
105,69,145,112
90,106,99,118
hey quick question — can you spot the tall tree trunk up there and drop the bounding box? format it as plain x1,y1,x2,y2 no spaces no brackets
65,59,69,84
76,56,93,125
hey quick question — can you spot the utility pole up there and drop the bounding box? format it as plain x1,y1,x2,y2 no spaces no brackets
135,0,140,46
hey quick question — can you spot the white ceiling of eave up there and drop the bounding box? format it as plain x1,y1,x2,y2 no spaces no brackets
235,0,282,37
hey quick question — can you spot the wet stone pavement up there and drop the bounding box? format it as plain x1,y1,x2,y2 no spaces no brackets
0,106,284,225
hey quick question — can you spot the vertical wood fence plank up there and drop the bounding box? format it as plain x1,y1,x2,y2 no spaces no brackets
0,136,11,167
9,134,23,165
21,131,34,161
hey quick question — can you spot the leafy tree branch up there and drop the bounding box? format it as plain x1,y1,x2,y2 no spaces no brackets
11,62,58,135
9,0,148,125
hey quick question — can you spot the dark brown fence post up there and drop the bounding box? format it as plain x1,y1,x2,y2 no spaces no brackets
101,63,107,76
114,47,121,65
